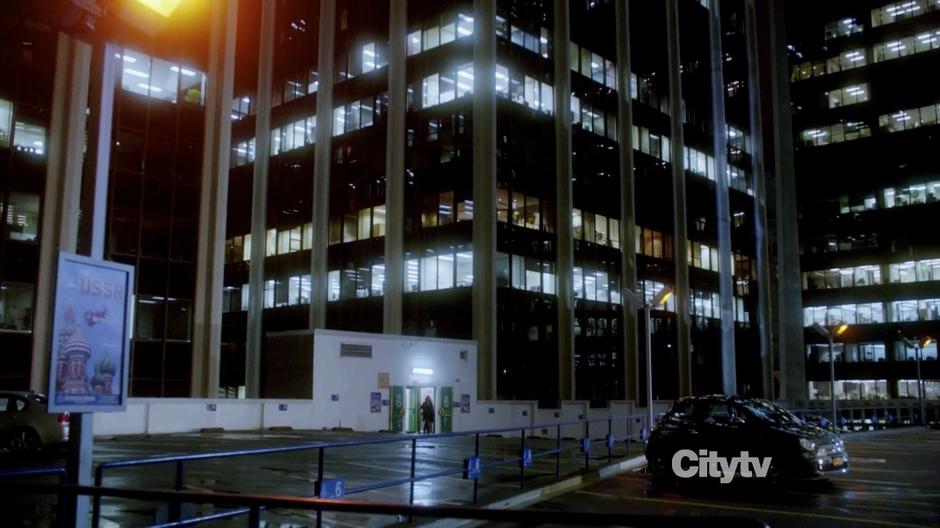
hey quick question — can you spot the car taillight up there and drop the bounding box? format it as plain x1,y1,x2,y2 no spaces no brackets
58,412,70,424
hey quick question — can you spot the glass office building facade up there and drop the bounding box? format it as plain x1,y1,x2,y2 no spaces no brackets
789,0,940,401
2,0,784,407
217,0,773,407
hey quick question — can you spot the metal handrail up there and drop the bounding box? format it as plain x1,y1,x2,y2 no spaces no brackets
92,414,649,527
3,481,769,528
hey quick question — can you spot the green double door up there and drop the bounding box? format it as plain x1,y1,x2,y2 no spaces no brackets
389,385,452,433
439,386,453,433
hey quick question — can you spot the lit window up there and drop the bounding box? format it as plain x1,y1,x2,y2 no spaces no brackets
406,259,419,292
328,270,340,301
12,122,45,156
0,282,33,331
5,191,40,241
0,98,12,147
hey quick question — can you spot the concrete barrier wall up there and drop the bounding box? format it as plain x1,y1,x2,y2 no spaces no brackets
92,398,644,437
97,397,934,437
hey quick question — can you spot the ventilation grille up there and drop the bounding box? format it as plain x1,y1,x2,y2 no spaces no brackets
340,343,373,358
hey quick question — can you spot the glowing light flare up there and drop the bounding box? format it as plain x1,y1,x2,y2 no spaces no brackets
134,0,183,18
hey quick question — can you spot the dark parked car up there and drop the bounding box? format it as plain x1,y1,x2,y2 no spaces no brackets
0,392,69,454
646,395,848,483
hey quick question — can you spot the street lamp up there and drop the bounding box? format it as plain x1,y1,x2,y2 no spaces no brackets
811,322,848,431
623,285,674,435
899,333,931,428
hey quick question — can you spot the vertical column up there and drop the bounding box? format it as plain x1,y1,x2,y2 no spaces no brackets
83,42,118,260
768,0,806,402
554,0,575,402
192,0,239,397
29,32,92,527
665,0,692,396
472,0,498,400
615,0,638,402
310,0,337,330
246,0,277,398
707,0,737,395
745,0,775,398
29,33,91,392
384,0,407,334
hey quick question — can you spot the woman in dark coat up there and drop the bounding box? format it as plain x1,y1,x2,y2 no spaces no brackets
420,395,435,434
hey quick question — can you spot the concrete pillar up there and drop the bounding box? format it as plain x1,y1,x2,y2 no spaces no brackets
29,33,91,392
554,0,575,402
192,0,238,397
615,0,639,402
472,0,498,400
246,0,277,398
768,0,806,402
665,0,693,396
82,42,118,261
707,0,737,395
745,0,775,398
383,0,406,334
310,0,336,330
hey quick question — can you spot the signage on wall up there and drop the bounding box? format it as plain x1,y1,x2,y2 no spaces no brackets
377,372,390,389
460,394,470,413
370,392,381,413
47,252,134,413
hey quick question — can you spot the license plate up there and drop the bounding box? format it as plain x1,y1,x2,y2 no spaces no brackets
832,456,844,467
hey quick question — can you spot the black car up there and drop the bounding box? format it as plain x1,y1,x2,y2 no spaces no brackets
646,395,848,483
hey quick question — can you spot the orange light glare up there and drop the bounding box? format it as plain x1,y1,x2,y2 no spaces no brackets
134,0,183,18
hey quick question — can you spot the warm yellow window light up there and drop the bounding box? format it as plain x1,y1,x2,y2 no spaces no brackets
135,0,183,18
836,323,848,336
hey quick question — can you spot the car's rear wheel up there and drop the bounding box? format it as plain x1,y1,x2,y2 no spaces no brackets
8,428,42,454
647,452,672,481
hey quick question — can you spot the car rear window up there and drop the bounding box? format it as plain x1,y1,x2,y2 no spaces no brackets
666,400,696,421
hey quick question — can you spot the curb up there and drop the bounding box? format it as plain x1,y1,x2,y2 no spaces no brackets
418,454,648,528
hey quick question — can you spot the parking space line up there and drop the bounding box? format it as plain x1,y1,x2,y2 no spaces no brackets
838,478,917,486
582,493,934,528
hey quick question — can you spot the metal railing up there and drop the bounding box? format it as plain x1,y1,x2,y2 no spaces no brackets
789,401,940,431
91,414,650,527
0,481,769,528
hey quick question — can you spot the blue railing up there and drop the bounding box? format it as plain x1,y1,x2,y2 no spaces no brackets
0,480,770,528
92,414,649,527
789,401,939,430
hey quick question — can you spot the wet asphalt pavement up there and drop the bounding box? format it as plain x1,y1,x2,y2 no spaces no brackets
2,428,938,527
2,428,641,527
505,428,940,528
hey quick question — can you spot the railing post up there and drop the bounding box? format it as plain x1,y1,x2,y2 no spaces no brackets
584,419,590,470
57,470,67,528
409,437,417,505
92,465,104,527
607,418,613,463
472,433,480,506
248,504,260,527
627,418,632,457
170,459,185,521
519,429,526,489
555,424,561,480
316,446,325,528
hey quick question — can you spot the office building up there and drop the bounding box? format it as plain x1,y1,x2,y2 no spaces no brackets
789,0,940,401
2,0,789,408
